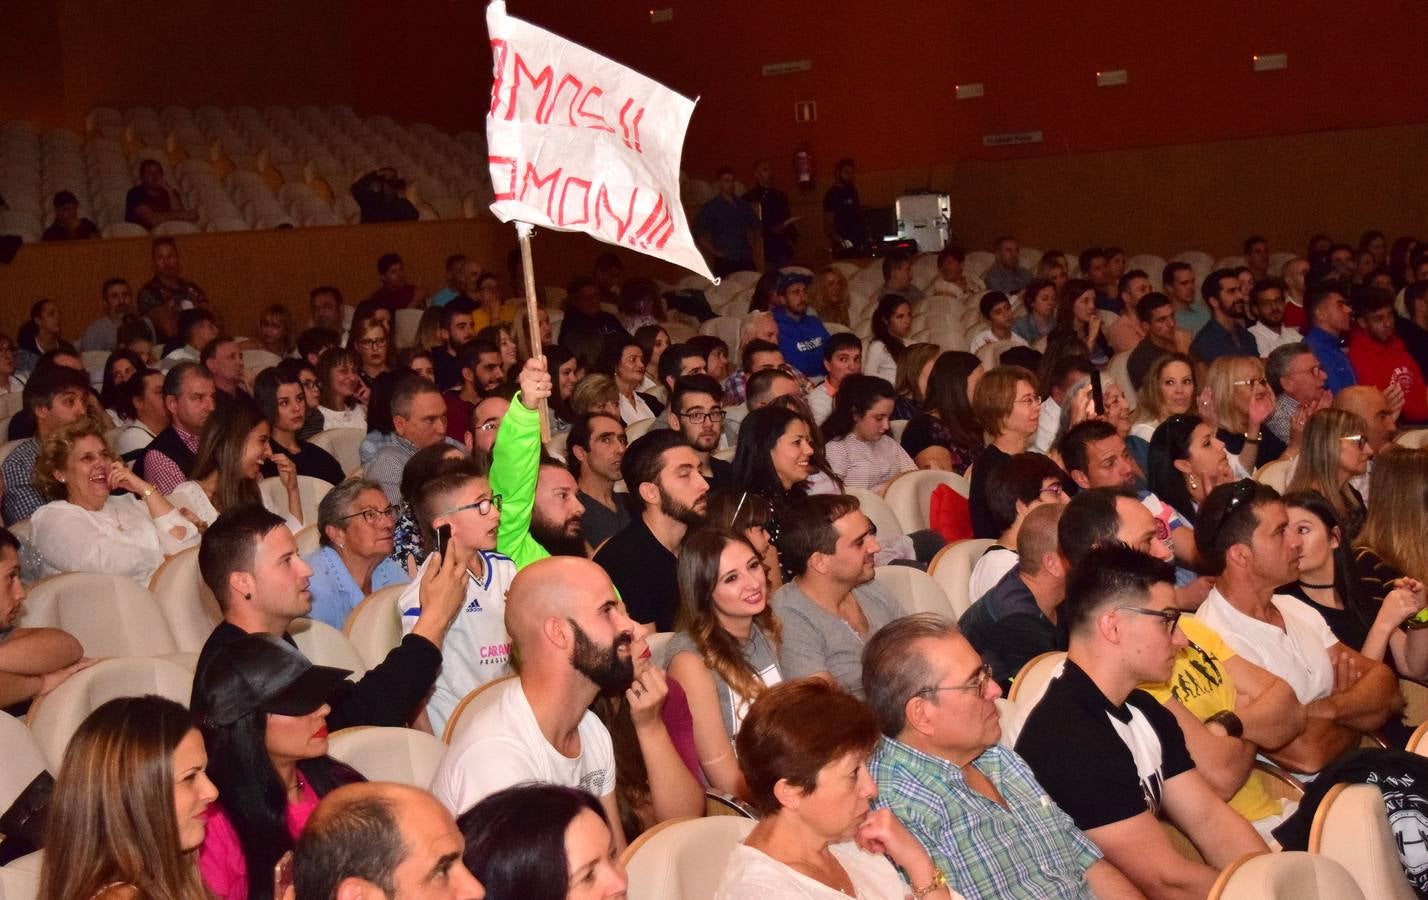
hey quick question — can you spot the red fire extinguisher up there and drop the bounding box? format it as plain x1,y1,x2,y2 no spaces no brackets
794,145,814,192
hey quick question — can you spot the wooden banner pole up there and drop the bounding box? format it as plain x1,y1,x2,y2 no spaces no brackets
514,221,552,442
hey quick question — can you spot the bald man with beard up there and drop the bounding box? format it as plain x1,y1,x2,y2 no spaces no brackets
430,557,637,849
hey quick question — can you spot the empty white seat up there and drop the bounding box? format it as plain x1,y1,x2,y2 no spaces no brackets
309,428,365,475
327,726,446,788
19,573,177,658
873,565,954,617
258,474,331,528
845,489,905,544
928,538,996,618
28,656,193,771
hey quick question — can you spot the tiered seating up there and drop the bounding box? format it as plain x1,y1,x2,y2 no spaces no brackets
0,105,498,240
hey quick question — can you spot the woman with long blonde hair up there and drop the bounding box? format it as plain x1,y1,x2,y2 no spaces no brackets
666,527,783,800
1356,445,1428,594
1128,352,1196,472
40,696,217,900
1286,408,1372,541
809,265,851,326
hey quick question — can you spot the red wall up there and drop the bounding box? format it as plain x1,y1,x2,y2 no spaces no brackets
348,0,1428,180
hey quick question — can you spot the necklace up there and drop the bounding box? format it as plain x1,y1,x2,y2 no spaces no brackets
1298,579,1335,590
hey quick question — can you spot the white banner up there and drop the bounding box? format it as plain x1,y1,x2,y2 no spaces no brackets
485,1,714,281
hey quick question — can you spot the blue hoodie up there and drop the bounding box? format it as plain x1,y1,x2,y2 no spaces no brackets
773,304,831,377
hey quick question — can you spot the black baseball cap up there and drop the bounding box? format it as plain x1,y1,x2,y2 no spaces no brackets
194,634,350,727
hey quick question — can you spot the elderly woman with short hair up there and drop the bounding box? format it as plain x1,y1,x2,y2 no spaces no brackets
301,477,410,630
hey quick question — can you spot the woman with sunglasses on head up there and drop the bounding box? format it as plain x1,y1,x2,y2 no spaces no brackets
1286,408,1372,542
193,634,364,900
254,367,344,485
303,476,411,630
1205,356,1281,474
39,696,218,900
1282,490,1428,680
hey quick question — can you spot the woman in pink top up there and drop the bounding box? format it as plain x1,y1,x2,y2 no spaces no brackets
193,634,364,900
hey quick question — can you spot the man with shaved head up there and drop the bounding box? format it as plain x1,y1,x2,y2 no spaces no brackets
293,782,485,900
430,556,637,849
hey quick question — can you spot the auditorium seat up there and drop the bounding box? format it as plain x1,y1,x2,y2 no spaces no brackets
29,656,193,771
0,712,48,827
343,584,405,670
444,675,516,744
928,538,995,618
258,474,332,527
1208,851,1364,900
19,573,178,658
882,468,969,533
874,564,954,618
964,250,995,279
327,726,447,788
309,427,365,475
1308,783,1417,900
0,850,42,900
289,617,367,676
620,815,755,900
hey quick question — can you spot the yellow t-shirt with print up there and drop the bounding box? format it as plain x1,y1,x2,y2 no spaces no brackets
1140,614,1281,823
471,302,522,331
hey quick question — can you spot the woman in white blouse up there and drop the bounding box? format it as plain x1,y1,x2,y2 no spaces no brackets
30,419,201,582
314,346,368,431
864,294,913,385
821,376,916,493
715,679,958,900
168,402,305,534
601,334,662,424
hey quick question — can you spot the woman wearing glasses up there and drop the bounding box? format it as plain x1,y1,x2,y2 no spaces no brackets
969,366,1043,538
715,679,956,900
1286,408,1372,542
347,313,392,388
254,368,345,485
1205,356,1281,474
303,477,410,630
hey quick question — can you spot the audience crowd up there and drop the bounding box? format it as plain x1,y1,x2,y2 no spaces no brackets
6,218,1428,900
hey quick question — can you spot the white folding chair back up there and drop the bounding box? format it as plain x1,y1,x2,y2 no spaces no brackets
259,475,332,527
0,713,48,816
882,469,968,533
294,523,322,555
309,428,366,475
1207,851,1364,900
1395,429,1428,449
444,676,516,744
1005,651,1066,710
0,850,43,900
622,816,756,900
289,617,367,676
29,656,193,771
343,585,406,669
327,726,447,788
393,308,423,349
148,547,223,653
19,573,177,657
1254,458,1294,492
846,489,905,542
928,538,996,618
242,349,282,371
1308,783,1417,900
873,565,953,617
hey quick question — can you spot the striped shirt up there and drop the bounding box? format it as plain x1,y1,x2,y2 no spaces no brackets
824,434,915,492
869,737,1100,900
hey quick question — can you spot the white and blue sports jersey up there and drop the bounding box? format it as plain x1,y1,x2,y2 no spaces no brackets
398,548,517,734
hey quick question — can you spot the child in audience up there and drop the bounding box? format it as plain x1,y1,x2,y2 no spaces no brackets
969,291,1028,353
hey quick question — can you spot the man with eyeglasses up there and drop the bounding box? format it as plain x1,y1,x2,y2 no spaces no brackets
1016,544,1269,898
593,430,709,631
1247,278,1301,357
1194,481,1401,750
959,503,1069,691
398,456,516,735
1059,487,1314,840
466,385,514,458
569,411,630,549
1263,343,1331,448
665,374,733,490
1190,268,1258,381
865,613,1141,900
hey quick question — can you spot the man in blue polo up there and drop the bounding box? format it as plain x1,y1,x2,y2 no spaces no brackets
770,272,831,378
1189,268,1258,379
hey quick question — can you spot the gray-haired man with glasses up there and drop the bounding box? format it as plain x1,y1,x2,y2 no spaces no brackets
1016,544,1268,899
394,456,515,734
864,613,1141,900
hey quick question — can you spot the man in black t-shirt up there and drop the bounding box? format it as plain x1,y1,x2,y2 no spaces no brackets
1015,545,1267,899
822,158,867,257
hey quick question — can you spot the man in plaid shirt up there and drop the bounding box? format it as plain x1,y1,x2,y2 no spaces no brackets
863,613,1140,899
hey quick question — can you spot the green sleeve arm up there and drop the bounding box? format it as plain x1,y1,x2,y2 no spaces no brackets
490,395,548,569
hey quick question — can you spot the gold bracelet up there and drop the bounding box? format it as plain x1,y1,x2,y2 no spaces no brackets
912,867,947,898
142,485,156,498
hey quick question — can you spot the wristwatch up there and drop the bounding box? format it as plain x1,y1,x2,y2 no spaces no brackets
1206,709,1244,738
912,867,947,898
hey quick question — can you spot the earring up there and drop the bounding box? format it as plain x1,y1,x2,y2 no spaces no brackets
1187,475,1199,491
243,592,252,600
58,476,65,483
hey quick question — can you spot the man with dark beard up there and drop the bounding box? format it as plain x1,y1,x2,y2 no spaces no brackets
490,357,588,566
431,556,638,855
594,430,710,631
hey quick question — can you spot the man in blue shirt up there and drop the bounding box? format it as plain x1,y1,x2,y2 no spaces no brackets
1189,268,1258,379
864,613,1138,899
1301,283,1357,394
770,272,831,377
984,236,1031,295
693,167,759,277
1163,261,1210,334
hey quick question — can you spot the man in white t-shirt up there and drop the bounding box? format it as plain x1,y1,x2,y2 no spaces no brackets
1193,481,1401,732
399,459,516,735
431,556,638,850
